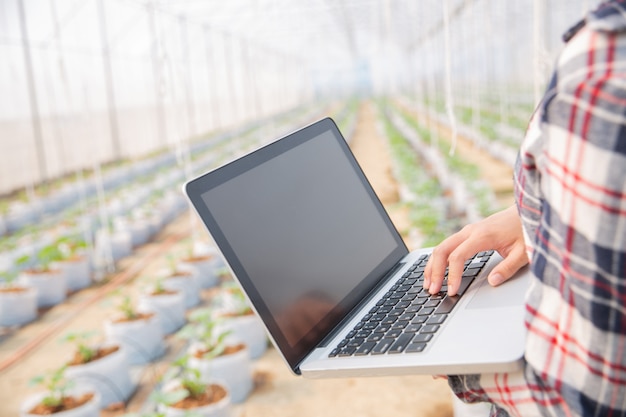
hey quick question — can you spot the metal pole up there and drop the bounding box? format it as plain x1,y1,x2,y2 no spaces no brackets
148,3,167,148
179,16,196,140
203,25,221,130
224,33,239,125
96,0,121,161
17,0,47,183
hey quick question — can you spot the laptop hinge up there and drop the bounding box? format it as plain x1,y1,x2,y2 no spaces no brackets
315,261,406,349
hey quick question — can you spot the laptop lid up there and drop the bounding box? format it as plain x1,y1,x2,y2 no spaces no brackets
184,117,410,374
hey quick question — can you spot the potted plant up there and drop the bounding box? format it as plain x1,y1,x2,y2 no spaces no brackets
137,277,186,335
62,331,135,409
156,355,231,417
93,221,132,267
16,244,67,308
0,268,38,326
213,283,267,359
178,245,220,290
178,309,252,403
50,234,92,293
162,256,201,309
103,291,165,365
20,365,100,417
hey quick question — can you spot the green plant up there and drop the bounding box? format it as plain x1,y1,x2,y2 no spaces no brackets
55,234,88,260
14,237,75,272
177,309,230,359
15,247,61,272
29,365,74,410
61,331,98,363
0,269,18,288
159,355,207,403
219,282,253,316
114,291,140,321
166,254,178,275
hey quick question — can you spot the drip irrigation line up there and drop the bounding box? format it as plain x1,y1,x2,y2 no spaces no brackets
0,229,186,374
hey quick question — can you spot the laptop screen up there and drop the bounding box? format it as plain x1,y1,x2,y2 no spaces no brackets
185,118,408,372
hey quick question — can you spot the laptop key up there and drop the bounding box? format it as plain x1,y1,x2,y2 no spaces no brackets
433,296,458,314
405,342,427,353
413,333,433,343
391,320,410,330
426,314,447,325
421,324,440,334
388,333,414,354
405,323,422,333
385,329,402,339
355,341,377,356
367,333,383,342
372,339,394,354
338,346,357,356
456,276,475,296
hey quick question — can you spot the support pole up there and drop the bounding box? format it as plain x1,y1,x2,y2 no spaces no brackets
148,4,167,148
17,0,47,183
96,0,122,161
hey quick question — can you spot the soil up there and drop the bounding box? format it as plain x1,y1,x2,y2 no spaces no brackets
169,384,228,409
28,393,95,415
0,286,29,293
193,343,246,358
67,345,119,366
112,312,154,323
148,288,178,296
181,255,214,262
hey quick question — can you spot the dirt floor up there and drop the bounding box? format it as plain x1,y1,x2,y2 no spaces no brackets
0,99,519,417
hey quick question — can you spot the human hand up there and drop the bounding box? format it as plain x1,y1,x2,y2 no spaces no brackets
423,205,528,296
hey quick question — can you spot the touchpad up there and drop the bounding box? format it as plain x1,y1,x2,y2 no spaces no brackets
466,266,530,310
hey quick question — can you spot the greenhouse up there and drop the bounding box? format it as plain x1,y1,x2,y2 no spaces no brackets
0,0,611,416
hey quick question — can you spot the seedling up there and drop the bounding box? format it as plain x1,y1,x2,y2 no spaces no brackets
177,309,230,359
29,365,75,410
61,331,98,364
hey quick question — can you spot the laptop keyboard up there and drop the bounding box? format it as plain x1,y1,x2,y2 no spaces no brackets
328,250,494,357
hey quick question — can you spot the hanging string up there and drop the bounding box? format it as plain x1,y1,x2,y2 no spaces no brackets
442,0,458,156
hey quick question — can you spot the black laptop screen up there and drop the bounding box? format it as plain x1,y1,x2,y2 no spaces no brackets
187,118,408,372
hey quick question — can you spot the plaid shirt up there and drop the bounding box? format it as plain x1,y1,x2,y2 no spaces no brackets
448,2,626,416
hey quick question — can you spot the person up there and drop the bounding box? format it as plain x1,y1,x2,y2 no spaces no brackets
423,1,626,415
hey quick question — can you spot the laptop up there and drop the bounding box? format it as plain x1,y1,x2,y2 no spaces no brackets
183,117,530,378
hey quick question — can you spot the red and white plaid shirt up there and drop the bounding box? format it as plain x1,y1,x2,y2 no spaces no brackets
448,1,626,416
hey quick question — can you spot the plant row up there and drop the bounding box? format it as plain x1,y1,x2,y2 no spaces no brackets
20,247,268,417
376,99,500,248
406,95,527,167
12,99,360,417
0,102,334,330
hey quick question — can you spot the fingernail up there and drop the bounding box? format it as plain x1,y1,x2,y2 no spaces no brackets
423,277,430,289
489,273,504,286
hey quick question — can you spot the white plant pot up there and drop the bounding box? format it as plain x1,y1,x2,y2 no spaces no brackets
94,229,132,264
188,344,253,404
158,380,231,417
104,314,165,365
178,256,220,289
0,286,38,326
19,269,67,308
52,256,91,292
163,272,201,309
218,314,267,359
65,344,134,408
20,387,100,417
113,217,150,248
137,290,186,334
